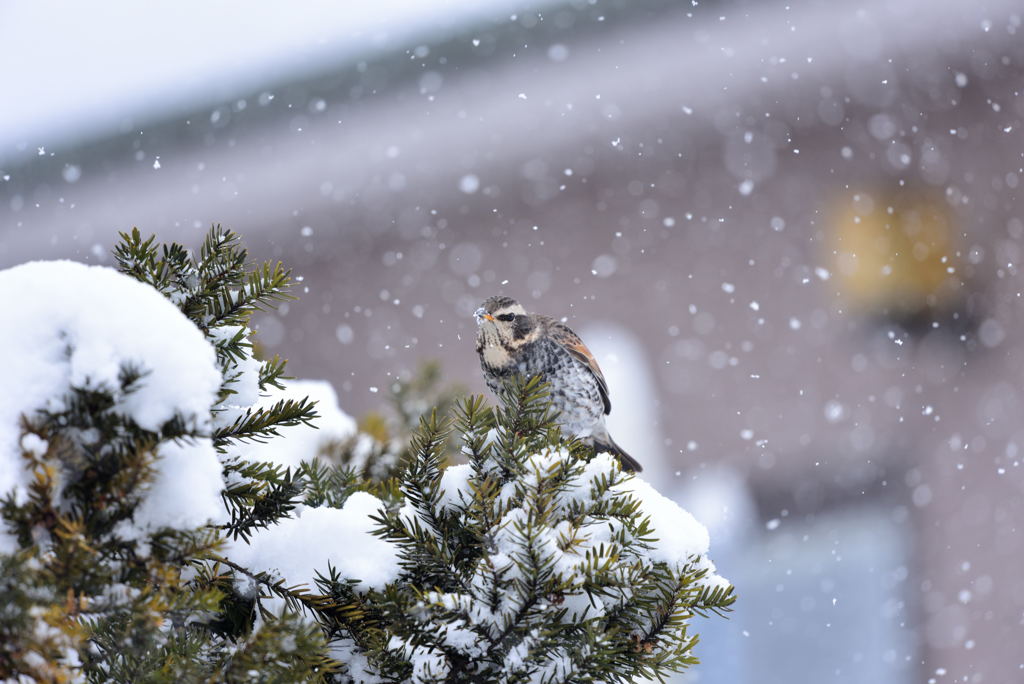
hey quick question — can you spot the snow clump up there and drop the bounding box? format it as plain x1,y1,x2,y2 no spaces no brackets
0,261,225,537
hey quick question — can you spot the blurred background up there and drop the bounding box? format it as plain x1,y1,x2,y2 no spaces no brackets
2,0,1023,680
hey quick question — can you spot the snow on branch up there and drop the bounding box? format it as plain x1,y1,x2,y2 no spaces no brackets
0,260,225,540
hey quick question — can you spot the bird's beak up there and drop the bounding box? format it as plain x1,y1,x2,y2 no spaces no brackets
474,307,494,323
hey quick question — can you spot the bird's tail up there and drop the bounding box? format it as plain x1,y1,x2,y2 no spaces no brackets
593,434,643,473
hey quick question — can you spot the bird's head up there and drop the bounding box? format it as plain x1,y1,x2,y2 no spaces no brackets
474,296,537,352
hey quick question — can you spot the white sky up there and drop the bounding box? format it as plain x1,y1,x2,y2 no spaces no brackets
0,0,546,156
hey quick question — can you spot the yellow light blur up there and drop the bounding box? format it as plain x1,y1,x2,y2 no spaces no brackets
831,189,963,319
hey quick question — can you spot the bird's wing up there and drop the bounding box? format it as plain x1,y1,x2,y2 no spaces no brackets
542,316,612,415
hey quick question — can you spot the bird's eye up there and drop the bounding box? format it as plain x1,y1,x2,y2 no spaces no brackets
497,313,515,322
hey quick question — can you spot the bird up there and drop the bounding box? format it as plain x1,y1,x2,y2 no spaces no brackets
474,295,642,472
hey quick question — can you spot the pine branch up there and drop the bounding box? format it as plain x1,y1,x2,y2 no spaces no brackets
219,460,305,543
212,398,319,451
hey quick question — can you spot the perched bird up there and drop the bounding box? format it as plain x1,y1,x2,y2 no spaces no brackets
474,295,642,472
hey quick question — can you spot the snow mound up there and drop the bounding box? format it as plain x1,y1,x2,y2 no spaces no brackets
0,260,223,510
616,475,711,565
237,379,358,470
228,491,399,594
119,438,229,539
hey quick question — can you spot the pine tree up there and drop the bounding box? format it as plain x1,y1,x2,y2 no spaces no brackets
363,378,734,682
0,226,331,681
234,376,735,683
0,226,734,683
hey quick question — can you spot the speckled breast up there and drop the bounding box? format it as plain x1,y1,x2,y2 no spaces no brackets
485,337,603,439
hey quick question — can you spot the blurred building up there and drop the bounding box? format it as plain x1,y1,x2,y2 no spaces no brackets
3,0,1023,681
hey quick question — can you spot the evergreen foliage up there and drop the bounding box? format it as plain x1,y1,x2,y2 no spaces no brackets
365,378,735,682
0,227,733,683
1,225,326,681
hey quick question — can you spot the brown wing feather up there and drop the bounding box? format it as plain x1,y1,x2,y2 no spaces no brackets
542,316,612,415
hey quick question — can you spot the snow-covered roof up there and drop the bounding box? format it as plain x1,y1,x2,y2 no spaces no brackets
0,0,557,158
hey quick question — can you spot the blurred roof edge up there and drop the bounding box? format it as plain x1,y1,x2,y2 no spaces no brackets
1,0,1020,264
0,0,684,168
